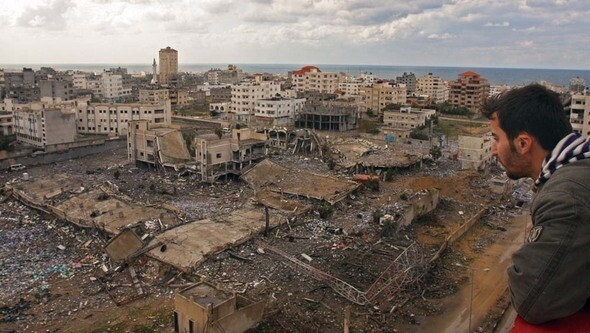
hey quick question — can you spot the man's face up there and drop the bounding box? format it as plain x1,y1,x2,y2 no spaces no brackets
490,115,529,180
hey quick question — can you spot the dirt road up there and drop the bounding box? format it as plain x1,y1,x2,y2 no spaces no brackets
398,212,529,332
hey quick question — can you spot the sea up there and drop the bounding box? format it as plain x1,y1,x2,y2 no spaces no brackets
2,63,589,87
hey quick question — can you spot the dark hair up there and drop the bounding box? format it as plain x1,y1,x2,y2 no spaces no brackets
482,83,572,151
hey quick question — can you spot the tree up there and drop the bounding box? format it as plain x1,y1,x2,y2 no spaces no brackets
366,108,375,117
214,127,223,139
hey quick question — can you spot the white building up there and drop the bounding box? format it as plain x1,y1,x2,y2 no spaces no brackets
458,135,493,171
254,97,306,126
101,71,131,100
76,100,171,136
231,81,281,123
383,107,435,130
291,66,341,94
416,73,448,103
570,92,590,138
14,107,77,149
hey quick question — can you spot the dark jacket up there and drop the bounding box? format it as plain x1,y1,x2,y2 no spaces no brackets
508,158,590,324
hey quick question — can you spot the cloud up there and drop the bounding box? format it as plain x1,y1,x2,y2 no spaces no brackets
484,21,510,27
143,11,175,22
520,40,535,47
427,32,453,39
16,0,74,30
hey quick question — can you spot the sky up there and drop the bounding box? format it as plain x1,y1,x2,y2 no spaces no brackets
1,0,590,69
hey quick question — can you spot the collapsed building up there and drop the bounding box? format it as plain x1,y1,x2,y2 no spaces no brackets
330,138,425,174
194,128,267,183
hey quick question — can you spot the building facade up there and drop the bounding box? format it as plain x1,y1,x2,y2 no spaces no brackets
291,66,341,94
194,128,267,183
457,135,493,170
40,78,74,103
14,107,77,149
231,81,281,123
416,73,448,103
570,92,590,138
396,72,416,94
101,71,132,100
254,97,306,126
383,107,435,130
449,71,490,112
360,82,407,115
159,46,178,85
76,100,171,136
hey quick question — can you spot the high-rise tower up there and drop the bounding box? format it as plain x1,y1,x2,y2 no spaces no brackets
158,46,178,85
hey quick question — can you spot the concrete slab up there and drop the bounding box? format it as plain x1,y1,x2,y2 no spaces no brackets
54,189,180,234
147,206,282,271
241,159,360,204
11,174,84,202
105,228,144,262
157,130,192,165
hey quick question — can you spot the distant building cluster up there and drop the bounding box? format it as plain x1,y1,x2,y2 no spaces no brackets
0,46,587,163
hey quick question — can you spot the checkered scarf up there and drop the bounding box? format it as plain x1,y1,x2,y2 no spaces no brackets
536,133,590,186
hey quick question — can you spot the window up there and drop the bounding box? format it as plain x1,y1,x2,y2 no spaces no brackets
216,153,222,158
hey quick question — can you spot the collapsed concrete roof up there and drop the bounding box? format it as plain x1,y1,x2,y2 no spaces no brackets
157,129,192,166
360,150,422,169
240,159,360,205
146,206,282,271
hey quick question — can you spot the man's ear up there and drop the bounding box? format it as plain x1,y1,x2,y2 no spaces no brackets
515,133,534,154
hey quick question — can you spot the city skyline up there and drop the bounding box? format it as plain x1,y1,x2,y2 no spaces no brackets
1,0,590,69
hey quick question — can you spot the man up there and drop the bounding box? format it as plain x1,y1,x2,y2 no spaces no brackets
482,84,590,325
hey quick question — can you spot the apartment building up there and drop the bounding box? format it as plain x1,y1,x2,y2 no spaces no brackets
209,86,232,103
206,65,244,85
159,46,178,85
416,73,448,103
291,66,341,94
100,71,131,100
13,107,77,149
383,107,435,130
570,91,590,138
449,71,490,112
254,96,306,126
231,81,281,123
76,100,171,136
194,128,267,183
40,78,74,103
4,68,39,103
360,82,407,115
396,72,416,94
139,89,170,103
457,135,493,171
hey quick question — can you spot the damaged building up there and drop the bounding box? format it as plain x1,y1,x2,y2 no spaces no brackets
295,104,357,132
174,281,265,333
457,134,493,171
127,120,193,170
194,128,267,183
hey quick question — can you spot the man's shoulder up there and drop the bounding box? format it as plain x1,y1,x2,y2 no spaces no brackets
543,159,590,192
